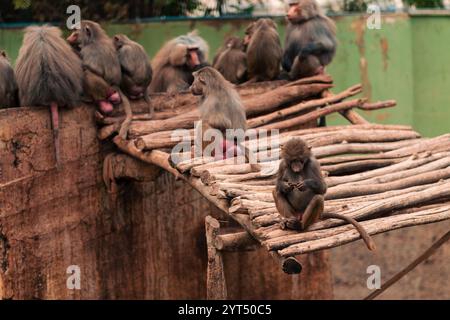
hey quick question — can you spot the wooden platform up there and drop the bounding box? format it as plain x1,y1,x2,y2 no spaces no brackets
98,75,450,274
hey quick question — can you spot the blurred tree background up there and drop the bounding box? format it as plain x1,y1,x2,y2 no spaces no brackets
0,0,446,23
0,0,263,22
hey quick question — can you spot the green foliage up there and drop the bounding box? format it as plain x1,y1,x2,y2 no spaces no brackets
404,0,444,8
342,0,369,12
0,0,203,22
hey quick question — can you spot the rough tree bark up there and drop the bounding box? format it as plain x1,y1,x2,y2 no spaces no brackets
0,105,333,299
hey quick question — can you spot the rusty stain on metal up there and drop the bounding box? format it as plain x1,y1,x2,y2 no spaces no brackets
351,17,372,101
375,112,390,122
380,37,389,71
129,23,144,40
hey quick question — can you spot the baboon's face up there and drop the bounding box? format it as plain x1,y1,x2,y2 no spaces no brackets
190,72,205,96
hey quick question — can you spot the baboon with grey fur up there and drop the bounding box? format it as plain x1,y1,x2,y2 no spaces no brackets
15,26,84,167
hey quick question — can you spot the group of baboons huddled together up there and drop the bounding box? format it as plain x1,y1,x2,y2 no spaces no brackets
151,0,337,92
0,0,376,241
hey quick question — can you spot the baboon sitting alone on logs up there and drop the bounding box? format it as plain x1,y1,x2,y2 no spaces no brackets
273,138,375,250
0,50,19,108
150,32,209,94
113,34,154,118
190,67,260,171
15,26,84,167
244,18,282,82
67,20,132,139
212,36,247,84
282,0,337,79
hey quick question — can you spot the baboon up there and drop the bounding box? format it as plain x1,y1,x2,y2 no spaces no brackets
15,26,84,167
113,34,154,118
190,67,259,171
150,32,209,94
67,20,132,139
273,138,375,250
0,50,19,108
282,0,337,79
245,18,282,82
212,36,247,84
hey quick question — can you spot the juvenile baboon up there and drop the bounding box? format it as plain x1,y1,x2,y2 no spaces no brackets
282,0,337,79
67,20,132,139
245,18,282,82
212,36,247,84
113,34,154,118
190,67,259,171
150,32,209,94
0,50,19,108
15,26,84,167
273,138,375,250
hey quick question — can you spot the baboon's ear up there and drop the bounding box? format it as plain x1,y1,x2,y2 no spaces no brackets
85,25,91,38
0,50,6,57
199,75,206,84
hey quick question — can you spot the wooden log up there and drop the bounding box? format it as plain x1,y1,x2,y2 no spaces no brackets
342,155,450,187
326,152,449,187
265,203,450,251
340,109,370,124
314,139,423,159
112,136,181,179
166,125,415,168
325,181,445,206
258,99,395,131
245,83,334,117
128,81,333,140
326,167,450,200
320,181,450,230
247,84,362,128
95,110,181,125
231,214,302,274
205,216,227,300
278,205,450,256
252,214,282,228
214,231,259,251
320,135,450,165
112,80,291,117
307,130,420,148
321,158,405,175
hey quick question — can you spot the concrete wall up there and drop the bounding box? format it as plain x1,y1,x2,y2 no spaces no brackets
1,13,450,136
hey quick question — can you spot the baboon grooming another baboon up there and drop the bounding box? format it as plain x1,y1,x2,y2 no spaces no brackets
150,32,209,94
190,67,260,171
113,34,154,118
283,0,337,79
0,50,19,108
273,138,375,251
67,20,132,139
15,26,83,167
244,18,282,82
213,36,247,84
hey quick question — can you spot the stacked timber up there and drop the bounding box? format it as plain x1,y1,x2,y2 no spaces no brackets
95,74,450,269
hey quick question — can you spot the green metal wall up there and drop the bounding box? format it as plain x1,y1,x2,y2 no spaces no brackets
1,13,449,137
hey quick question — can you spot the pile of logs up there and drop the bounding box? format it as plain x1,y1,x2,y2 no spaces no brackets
95,74,450,273
174,129,450,257
96,74,396,149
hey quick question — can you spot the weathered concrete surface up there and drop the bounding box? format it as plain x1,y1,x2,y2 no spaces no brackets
0,105,333,299
331,220,450,300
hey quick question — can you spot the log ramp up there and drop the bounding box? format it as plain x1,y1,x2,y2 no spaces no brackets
96,74,450,299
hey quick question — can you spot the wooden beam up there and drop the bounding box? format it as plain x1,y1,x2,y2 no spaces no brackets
205,216,227,300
